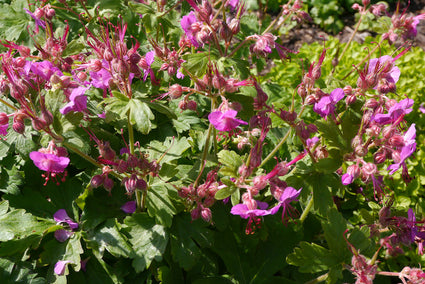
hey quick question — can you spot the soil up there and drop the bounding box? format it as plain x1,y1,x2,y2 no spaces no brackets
279,1,425,52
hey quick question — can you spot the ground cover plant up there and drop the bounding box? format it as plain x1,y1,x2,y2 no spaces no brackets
0,0,425,283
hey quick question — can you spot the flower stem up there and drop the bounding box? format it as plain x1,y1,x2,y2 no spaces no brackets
299,195,314,223
335,14,364,70
0,98,17,111
305,272,328,284
128,112,135,155
259,127,291,168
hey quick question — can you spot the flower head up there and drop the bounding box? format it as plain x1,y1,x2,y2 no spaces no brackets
387,124,416,174
208,109,247,131
60,86,89,115
53,209,78,230
313,88,344,118
30,152,70,173
269,187,302,223
54,260,72,276
231,201,272,234
121,201,137,214
373,98,413,125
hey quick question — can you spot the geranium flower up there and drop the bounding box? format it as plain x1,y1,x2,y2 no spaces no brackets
313,88,344,118
373,98,413,125
0,123,8,136
24,8,46,32
208,109,248,131
53,209,79,230
269,187,302,222
142,51,155,81
54,260,72,276
367,55,400,85
60,86,89,115
181,11,201,47
121,201,136,214
231,201,272,234
54,229,73,242
30,152,70,173
388,124,416,174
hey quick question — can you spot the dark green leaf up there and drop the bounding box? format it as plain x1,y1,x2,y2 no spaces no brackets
123,213,169,273
146,182,178,227
286,242,333,273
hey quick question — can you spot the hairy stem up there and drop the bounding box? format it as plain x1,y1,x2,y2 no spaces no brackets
299,195,314,223
0,98,18,111
128,112,135,155
305,272,328,284
259,128,291,168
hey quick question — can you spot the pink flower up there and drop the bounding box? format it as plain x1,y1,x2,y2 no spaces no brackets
269,187,302,222
60,86,89,115
181,12,201,47
53,209,79,230
121,201,137,214
208,109,248,131
30,152,70,173
373,98,413,125
54,229,73,242
0,123,8,136
388,124,416,174
230,201,271,219
54,260,72,275
313,88,344,118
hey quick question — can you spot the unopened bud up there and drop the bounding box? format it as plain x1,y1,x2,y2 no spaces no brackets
379,205,391,227
186,100,197,111
346,94,357,105
304,95,316,105
89,60,102,72
374,150,387,164
13,120,25,134
343,85,352,95
201,207,212,222
191,206,201,220
0,113,9,125
103,177,114,192
46,8,56,19
388,135,404,147
311,66,321,80
168,84,183,99
104,49,114,62
77,72,87,82
90,175,104,188
229,19,240,34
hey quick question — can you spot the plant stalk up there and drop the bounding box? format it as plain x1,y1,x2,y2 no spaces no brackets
299,195,314,223
259,128,291,168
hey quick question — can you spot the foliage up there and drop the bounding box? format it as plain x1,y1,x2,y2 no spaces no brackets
0,0,424,283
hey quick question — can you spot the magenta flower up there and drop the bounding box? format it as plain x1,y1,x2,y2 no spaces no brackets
313,88,344,118
54,209,79,230
24,8,46,31
226,0,239,10
30,61,63,81
60,86,89,115
181,12,201,48
142,51,155,81
208,109,248,131
388,124,416,174
121,201,136,214
230,201,271,219
269,187,302,222
54,260,72,276
54,229,73,242
90,60,112,90
30,152,70,173
373,98,413,125
367,55,400,85
0,123,8,136
404,14,425,39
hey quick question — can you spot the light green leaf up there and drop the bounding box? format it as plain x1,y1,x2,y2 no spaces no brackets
128,99,155,134
217,150,244,178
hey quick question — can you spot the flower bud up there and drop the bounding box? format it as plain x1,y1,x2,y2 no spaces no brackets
123,174,138,194
388,135,404,147
374,150,387,164
103,177,114,192
186,100,197,111
382,126,394,139
346,94,357,105
304,95,316,105
0,113,9,125
77,72,87,82
365,98,378,109
31,118,47,131
229,19,240,34
297,84,307,99
252,176,267,191
379,205,391,227
89,60,102,72
311,66,321,80
191,206,201,220
13,120,25,134
201,207,212,223
46,8,56,19
168,84,183,99
104,49,114,62
343,85,352,95
90,175,104,188
307,123,318,134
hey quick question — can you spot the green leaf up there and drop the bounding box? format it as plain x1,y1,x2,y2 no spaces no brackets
0,209,55,241
316,119,347,151
215,185,236,200
286,242,333,273
218,150,244,178
322,208,349,262
0,258,46,284
146,182,178,227
87,218,132,258
182,52,216,78
305,173,335,217
128,99,155,134
170,214,214,270
0,234,42,257
123,213,169,273
146,136,191,164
